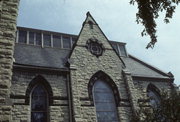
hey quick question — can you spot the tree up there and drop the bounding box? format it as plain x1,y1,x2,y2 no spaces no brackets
131,89,180,122
130,0,180,49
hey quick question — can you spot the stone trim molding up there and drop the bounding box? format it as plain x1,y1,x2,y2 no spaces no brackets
88,70,120,106
147,83,161,94
25,75,53,105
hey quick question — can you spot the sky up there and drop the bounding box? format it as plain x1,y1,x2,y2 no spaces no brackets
17,0,180,85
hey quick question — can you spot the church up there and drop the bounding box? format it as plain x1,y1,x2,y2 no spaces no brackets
0,1,175,121
9,12,174,122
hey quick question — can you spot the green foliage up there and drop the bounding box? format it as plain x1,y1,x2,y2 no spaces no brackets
130,0,180,49
131,89,180,122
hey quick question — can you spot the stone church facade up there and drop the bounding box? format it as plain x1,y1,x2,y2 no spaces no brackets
0,1,175,122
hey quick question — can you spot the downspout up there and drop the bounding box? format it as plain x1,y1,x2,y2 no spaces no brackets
67,71,74,122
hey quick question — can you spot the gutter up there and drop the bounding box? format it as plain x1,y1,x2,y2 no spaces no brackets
13,63,69,72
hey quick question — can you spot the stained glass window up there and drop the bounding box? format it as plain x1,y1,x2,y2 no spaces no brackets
91,42,102,55
93,80,119,122
31,85,48,122
147,88,160,108
86,40,104,57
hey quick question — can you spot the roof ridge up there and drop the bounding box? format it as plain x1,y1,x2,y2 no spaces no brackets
128,54,171,77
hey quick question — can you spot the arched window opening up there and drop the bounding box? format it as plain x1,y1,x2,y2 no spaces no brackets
25,75,53,105
88,71,120,106
88,21,93,29
147,84,161,108
31,84,48,122
93,80,119,122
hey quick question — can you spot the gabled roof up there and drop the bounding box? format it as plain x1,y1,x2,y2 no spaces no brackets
68,12,125,67
13,13,173,80
13,43,172,80
14,43,70,69
121,55,171,79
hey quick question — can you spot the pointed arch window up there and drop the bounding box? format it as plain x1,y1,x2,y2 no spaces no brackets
147,84,161,108
31,84,48,122
93,80,119,122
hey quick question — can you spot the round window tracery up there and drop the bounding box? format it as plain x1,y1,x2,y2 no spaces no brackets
86,38,104,57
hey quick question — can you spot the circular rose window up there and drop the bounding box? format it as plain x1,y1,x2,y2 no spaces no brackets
86,39,104,57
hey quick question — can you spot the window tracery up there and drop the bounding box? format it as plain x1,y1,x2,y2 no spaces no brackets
31,84,48,122
147,84,161,108
93,80,119,122
86,38,104,57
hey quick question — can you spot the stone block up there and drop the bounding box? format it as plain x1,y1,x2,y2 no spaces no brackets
0,89,9,96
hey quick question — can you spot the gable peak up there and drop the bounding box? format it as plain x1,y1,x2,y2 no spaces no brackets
86,11,91,16
83,12,98,26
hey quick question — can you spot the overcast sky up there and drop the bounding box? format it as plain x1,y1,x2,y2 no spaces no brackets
17,0,180,85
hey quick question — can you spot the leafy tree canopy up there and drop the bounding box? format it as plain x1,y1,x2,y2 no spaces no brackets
130,0,180,49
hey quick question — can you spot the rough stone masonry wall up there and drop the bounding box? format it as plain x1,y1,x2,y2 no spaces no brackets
133,80,171,103
0,0,19,121
70,47,129,122
11,69,69,122
70,14,131,122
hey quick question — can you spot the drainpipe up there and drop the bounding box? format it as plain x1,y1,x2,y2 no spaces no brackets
67,72,74,122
